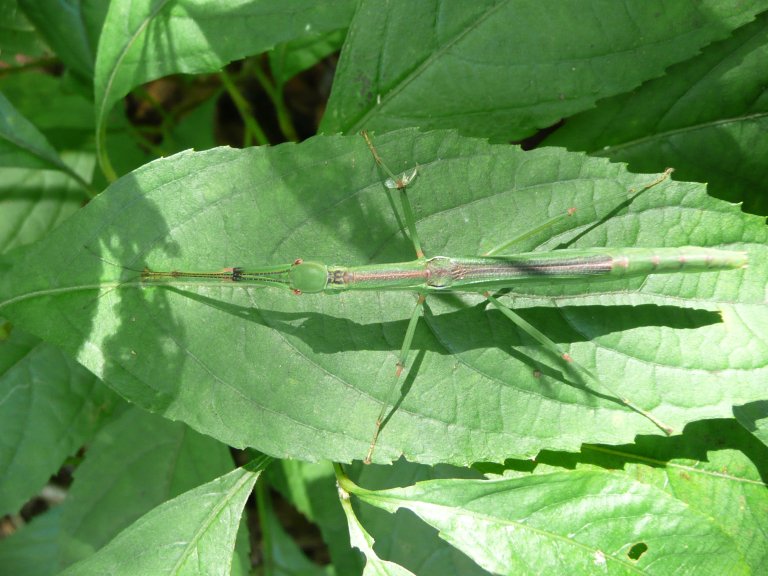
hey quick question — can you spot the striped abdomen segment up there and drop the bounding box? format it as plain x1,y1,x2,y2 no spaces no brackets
601,246,747,277
431,247,747,290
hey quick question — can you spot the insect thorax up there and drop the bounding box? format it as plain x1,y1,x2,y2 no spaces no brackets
426,256,454,289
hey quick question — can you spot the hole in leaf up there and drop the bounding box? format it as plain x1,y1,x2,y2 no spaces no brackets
628,542,648,560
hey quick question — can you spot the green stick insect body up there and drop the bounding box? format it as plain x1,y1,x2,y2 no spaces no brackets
138,134,748,463
145,248,746,294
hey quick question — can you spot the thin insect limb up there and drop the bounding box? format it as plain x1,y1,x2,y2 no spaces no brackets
476,169,676,434
484,210,576,256
362,131,432,462
361,130,418,190
486,168,675,258
365,293,427,464
395,182,424,259
484,292,674,435
83,245,143,275
362,130,423,259
552,168,677,252
630,167,674,196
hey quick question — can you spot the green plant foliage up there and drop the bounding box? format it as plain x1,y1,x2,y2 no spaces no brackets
92,0,356,177
322,1,767,140
0,92,68,171
54,408,244,570
16,0,107,82
1,2,767,575
57,455,269,576
0,329,117,516
0,0,46,63
1,131,763,466
546,10,768,215
0,149,95,252
342,469,750,574
269,460,364,574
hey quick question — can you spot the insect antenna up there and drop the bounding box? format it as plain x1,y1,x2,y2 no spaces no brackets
81,245,146,304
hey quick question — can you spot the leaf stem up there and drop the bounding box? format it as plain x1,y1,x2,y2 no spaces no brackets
219,68,269,146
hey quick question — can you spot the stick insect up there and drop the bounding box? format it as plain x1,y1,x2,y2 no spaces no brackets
132,133,747,463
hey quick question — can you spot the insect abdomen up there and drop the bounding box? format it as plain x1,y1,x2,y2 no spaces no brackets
606,247,747,277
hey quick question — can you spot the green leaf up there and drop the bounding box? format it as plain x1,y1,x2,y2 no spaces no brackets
0,72,95,138
0,0,46,63
0,506,61,576
17,0,107,82
0,91,69,172
616,425,768,573
348,469,749,574
338,478,417,576
349,461,490,576
479,419,768,573
0,130,765,465
269,29,346,88
322,1,768,139
93,0,356,177
0,151,96,253
0,79,97,204
57,408,239,569
0,327,118,516
546,10,768,216
58,455,270,576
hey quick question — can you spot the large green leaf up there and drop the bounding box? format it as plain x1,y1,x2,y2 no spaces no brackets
56,408,240,570
58,456,269,576
17,0,107,82
0,91,69,172
0,130,764,465
343,469,749,574
0,327,117,516
546,9,768,216
322,0,768,139
93,0,356,177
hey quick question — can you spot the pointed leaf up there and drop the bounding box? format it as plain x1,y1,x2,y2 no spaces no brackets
322,1,768,138
0,92,69,172
0,328,117,516
58,408,238,569
94,0,356,176
351,470,749,575
58,456,270,576
546,10,768,215
17,0,106,81
0,131,765,465
338,483,416,576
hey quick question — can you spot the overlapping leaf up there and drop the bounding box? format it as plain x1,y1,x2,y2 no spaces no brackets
93,0,356,177
58,456,269,576
0,130,764,465
346,470,749,574
547,10,768,215
323,1,768,139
